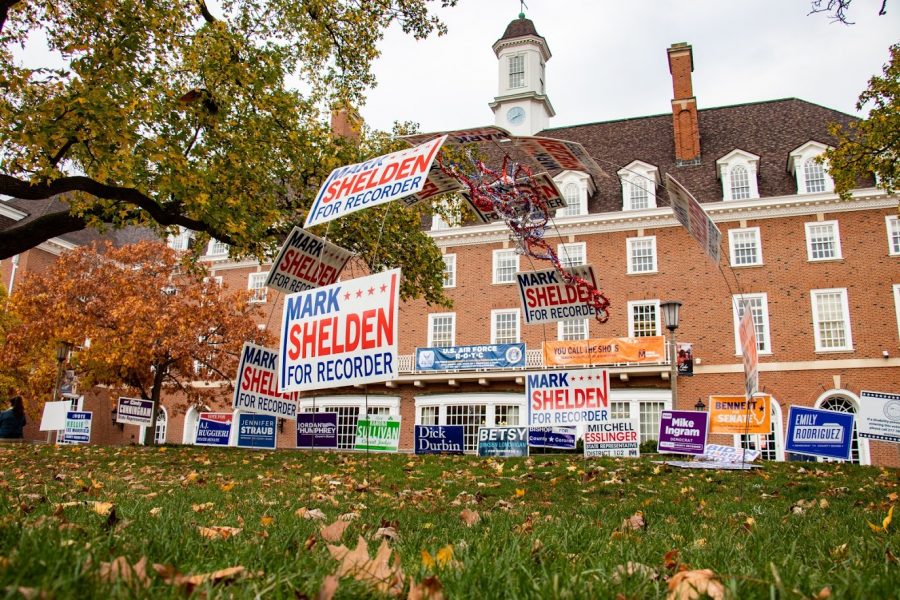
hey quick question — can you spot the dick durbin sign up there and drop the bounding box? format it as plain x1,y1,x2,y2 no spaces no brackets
195,413,233,446
354,416,401,452
528,426,577,450
858,390,900,444
517,265,601,325
785,406,855,460
584,419,640,458
477,426,528,457
296,413,339,449
63,411,92,444
233,342,299,419
115,397,154,427
265,227,353,295
236,413,277,450
414,425,464,455
278,269,400,392
415,343,525,372
657,410,709,455
527,369,611,426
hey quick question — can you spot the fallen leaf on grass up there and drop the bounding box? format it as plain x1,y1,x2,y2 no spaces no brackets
421,545,455,569
198,526,242,540
339,512,360,521
408,575,445,600
515,489,525,498
611,561,659,583
91,502,115,517
320,520,350,543
459,509,480,527
5,586,50,599
316,574,340,600
153,564,255,590
192,502,214,513
620,512,646,531
867,505,894,533
886,548,898,564
374,526,399,541
297,507,327,520
327,536,404,597
663,549,680,571
260,516,274,527
814,587,832,599
98,556,150,589
667,569,725,600
149,507,161,517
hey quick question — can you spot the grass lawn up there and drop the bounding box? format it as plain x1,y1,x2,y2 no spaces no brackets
0,444,896,599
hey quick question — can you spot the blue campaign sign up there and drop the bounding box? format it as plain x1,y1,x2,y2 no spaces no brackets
195,412,233,446
415,343,525,372
296,413,339,449
236,414,277,450
63,411,92,444
414,425,465,454
528,426,577,449
477,427,529,458
785,406,855,460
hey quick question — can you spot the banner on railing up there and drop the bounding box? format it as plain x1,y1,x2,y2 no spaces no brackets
542,337,665,367
415,343,525,371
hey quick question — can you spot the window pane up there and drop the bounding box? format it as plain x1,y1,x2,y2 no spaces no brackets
559,319,588,341
731,165,750,199
321,406,361,450
814,292,848,349
248,273,268,303
610,401,630,420
804,159,826,193
557,243,585,267
493,311,519,343
509,55,524,88
631,303,658,337
629,238,655,273
494,250,518,284
442,255,456,287
495,405,520,426
420,406,439,426
639,402,665,443
808,224,837,260
731,230,760,265
891,219,900,254
735,296,769,352
557,183,582,217
629,180,649,210
430,315,454,348
446,404,487,452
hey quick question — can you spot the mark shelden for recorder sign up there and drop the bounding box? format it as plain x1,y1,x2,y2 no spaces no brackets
517,265,600,324
265,227,353,295
527,368,610,425
278,269,399,392
233,342,299,419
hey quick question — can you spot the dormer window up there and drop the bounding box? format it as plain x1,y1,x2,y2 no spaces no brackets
716,149,760,201
804,160,827,193
617,161,659,211
167,227,192,251
788,141,834,195
509,55,525,89
552,170,592,218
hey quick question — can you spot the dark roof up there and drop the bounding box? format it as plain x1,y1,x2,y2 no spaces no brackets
497,16,546,46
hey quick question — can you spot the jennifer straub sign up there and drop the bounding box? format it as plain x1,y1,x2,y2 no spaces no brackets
477,426,528,458
115,397,154,427
236,413,277,450
234,342,299,419
278,269,399,393
63,411,92,444
528,426,577,450
354,416,401,452
858,390,900,443
414,425,465,455
304,135,447,227
296,413,339,449
527,369,610,426
657,410,709,455
196,412,233,447
265,227,353,294
785,406,855,460
517,265,601,325
584,419,640,458
415,343,525,372
708,395,770,435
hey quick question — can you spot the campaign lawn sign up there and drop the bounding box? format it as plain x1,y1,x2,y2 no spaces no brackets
236,413,277,450
39,400,72,432
234,342,299,419
528,426,577,450
477,426,529,458
543,336,665,367
415,425,465,455
115,397,154,427
63,411,92,444
279,269,399,393
195,413,233,447
517,265,601,325
708,395,771,435
657,410,709,455
738,304,759,398
296,413,339,449
527,369,610,426
858,390,900,443
584,419,640,458
785,406,855,460
698,444,761,463
304,136,447,227
415,343,525,372
265,227,353,294
354,416,401,452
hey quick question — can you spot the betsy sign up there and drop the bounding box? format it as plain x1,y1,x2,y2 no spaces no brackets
233,342,299,419
527,369,610,426
517,266,601,325
305,136,447,227
265,227,353,295
279,269,399,392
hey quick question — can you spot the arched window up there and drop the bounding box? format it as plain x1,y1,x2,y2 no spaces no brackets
182,406,201,444
730,165,751,200
555,182,585,217
154,407,167,444
804,159,827,193
817,395,863,464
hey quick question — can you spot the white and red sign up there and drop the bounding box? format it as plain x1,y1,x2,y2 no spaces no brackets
517,265,600,324
526,368,611,426
278,269,400,392
584,419,640,458
463,172,568,223
265,227,353,295
738,303,759,398
233,342,299,419
665,174,722,264
304,136,447,227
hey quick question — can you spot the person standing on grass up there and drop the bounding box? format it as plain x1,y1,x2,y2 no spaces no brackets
0,396,27,440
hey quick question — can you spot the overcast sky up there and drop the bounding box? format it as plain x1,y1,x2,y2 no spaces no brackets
359,0,899,133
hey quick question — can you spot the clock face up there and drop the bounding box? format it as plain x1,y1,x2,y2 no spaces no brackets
506,107,526,125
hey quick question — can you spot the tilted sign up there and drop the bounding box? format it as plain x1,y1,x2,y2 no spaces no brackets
265,227,353,295
354,415,401,452
543,336,666,367
518,265,601,325
527,369,610,426
233,342,299,419
463,172,568,224
296,413,339,449
528,426,577,450
665,174,721,264
513,136,605,182
477,426,528,458
414,425,465,455
63,411,92,444
279,269,399,392
708,395,770,435
657,410,709,455
738,304,759,398
236,413,277,450
785,406,854,461
305,136,447,227
584,419,640,458
115,397,154,427
195,412,233,447
415,343,525,372
858,390,900,443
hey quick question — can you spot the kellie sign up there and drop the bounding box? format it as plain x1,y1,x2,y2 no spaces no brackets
657,410,708,455
265,227,353,295
64,411,92,444
414,425,464,454
415,343,525,372
584,419,640,458
115,397,154,427
296,413,339,449
195,413,233,446
279,269,399,392
477,426,528,458
517,265,601,325
708,395,771,435
236,413,277,450
785,406,854,460
233,342,299,419
527,369,610,426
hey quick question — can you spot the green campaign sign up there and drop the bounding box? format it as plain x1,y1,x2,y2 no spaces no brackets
354,415,401,452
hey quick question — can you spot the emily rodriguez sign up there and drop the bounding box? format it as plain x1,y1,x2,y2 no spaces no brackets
278,269,399,392
115,397,154,427
265,227,353,295
526,369,610,426
517,265,601,325
785,406,854,460
657,410,709,455
233,342,299,419
415,425,464,454
196,413,233,447
415,343,525,372
296,413,339,448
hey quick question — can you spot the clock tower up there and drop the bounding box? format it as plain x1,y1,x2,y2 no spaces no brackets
489,13,555,136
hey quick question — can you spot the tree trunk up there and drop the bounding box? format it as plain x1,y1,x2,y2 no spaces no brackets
143,364,168,445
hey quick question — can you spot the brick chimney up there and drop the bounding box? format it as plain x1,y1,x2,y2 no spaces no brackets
330,104,362,142
667,42,700,163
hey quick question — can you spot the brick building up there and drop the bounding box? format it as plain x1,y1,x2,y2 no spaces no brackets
3,16,899,466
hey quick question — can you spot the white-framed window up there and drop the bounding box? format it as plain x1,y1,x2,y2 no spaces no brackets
509,54,525,89
431,199,460,231
811,288,853,351
805,221,842,261
415,394,525,453
428,313,455,348
559,183,581,218
626,236,657,274
789,141,834,195
732,293,772,355
729,227,763,266
736,397,785,461
628,300,660,337
894,284,900,345
420,406,439,426
299,396,400,450
639,402,666,444
167,227,192,251
207,239,228,256
553,171,591,218
813,391,869,465
730,166,751,199
618,161,659,211
610,401,630,420
716,149,760,201
153,407,167,444
442,254,456,288
203,275,224,287
606,389,672,443
491,309,520,344
248,272,268,303
804,160,827,193
557,319,589,341
492,249,519,284
887,216,900,256
556,242,586,268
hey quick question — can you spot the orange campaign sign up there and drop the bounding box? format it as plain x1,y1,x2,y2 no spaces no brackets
543,337,666,367
708,395,771,435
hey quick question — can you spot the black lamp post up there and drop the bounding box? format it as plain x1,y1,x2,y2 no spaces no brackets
695,398,706,411
660,301,682,407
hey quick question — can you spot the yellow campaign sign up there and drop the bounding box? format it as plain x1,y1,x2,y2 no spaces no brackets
708,395,771,435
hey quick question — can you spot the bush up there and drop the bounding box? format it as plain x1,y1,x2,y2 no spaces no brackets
639,439,658,454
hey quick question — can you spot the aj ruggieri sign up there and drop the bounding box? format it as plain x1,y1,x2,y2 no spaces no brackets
528,426,577,450
296,413,339,448
265,227,353,295
657,410,709,455
584,419,640,458
785,406,855,461
858,390,900,443
354,415,401,452
233,342,299,419
414,425,464,454
236,413,277,450
477,426,529,458
415,343,525,372
517,265,601,325
527,369,610,426
63,411,92,444
279,269,399,393
195,412,233,447
115,397,154,427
